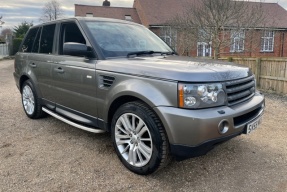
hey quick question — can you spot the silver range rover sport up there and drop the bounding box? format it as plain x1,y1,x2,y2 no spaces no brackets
13,17,265,175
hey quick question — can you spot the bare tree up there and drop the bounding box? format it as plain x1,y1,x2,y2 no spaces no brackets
40,0,64,22
1,28,12,37
167,0,266,59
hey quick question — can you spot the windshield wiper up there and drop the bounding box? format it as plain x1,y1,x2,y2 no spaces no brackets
127,50,177,58
127,50,162,57
161,51,176,55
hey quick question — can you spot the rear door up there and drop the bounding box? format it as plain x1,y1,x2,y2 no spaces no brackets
28,24,57,107
15,27,39,78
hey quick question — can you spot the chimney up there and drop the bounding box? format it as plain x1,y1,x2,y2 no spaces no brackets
103,0,110,6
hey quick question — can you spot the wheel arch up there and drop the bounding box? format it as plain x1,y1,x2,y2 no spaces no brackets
19,75,30,93
104,79,176,134
107,95,149,132
19,74,42,99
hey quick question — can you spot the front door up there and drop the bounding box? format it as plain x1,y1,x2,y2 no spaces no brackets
51,56,98,118
49,21,99,126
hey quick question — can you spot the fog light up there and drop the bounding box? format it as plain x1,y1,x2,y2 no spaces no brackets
218,120,229,134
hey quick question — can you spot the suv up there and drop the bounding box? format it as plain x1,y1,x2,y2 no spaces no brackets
14,17,265,175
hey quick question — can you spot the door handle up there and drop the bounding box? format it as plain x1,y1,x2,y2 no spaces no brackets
29,63,37,68
54,67,64,74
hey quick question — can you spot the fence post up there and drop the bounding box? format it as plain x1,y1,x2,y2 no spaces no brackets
255,58,261,88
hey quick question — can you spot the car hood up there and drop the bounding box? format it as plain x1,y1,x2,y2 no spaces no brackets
96,56,252,82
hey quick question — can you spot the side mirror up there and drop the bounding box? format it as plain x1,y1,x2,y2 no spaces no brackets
63,42,88,57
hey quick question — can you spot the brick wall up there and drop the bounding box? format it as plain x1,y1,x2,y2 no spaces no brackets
214,30,287,58
133,0,149,27
150,27,287,58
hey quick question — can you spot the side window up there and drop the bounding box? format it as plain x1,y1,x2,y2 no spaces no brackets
31,27,42,53
59,22,86,55
21,28,39,52
39,24,56,54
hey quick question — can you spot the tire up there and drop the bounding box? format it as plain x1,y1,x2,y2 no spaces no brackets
111,101,171,175
21,80,45,119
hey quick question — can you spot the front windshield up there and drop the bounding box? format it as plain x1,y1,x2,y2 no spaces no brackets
85,21,173,58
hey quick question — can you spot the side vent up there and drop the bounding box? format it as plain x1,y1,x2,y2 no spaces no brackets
99,75,115,89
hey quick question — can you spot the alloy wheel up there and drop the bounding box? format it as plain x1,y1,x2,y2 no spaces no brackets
115,113,153,167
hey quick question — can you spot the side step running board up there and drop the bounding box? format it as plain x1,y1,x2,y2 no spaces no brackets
42,107,106,133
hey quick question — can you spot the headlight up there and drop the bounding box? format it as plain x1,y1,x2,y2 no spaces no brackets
178,83,226,109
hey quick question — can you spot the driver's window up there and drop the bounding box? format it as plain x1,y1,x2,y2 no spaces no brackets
59,22,86,55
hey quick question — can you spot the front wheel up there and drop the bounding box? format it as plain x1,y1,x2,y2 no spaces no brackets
111,101,171,175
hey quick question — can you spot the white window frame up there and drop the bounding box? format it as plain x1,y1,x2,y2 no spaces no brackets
261,31,274,52
230,30,245,52
159,27,177,50
197,42,212,57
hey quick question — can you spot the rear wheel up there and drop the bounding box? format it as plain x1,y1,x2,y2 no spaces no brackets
111,101,171,175
21,80,45,119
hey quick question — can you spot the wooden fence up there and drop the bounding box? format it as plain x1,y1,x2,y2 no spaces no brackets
219,58,287,95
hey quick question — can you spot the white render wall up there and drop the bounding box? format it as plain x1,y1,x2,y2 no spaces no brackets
0,44,9,58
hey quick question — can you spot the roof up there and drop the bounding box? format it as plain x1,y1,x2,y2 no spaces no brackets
75,4,141,24
134,0,287,29
260,3,287,28
134,0,194,26
29,17,140,29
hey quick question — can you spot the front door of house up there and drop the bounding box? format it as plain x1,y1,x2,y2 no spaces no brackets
197,42,211,57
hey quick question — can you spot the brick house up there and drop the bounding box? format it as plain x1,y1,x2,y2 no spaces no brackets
75,0,287,58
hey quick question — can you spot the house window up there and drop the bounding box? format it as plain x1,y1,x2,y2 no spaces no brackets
86,13,93,17
230,30,245,52
197,42,211,57
197,29,212,57
160,27,177,50
125,15,132,21
261,31,274,52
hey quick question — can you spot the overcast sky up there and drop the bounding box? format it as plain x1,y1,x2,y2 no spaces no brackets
1,0,287,31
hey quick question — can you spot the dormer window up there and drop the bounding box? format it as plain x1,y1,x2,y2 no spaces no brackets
86,13,93,17
125,15,132,21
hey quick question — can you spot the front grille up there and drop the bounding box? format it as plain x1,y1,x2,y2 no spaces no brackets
225,76,255,106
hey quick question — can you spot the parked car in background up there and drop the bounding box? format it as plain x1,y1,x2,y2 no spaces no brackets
13,17,265,175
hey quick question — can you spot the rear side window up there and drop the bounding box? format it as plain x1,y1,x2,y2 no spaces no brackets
39,24,56,54
21,28,39,52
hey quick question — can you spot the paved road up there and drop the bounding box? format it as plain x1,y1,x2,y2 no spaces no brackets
0,59,286,192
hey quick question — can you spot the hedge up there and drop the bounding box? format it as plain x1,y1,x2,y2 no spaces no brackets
12,38,23,55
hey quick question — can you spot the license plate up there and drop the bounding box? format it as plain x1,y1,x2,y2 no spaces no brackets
245,116,263,134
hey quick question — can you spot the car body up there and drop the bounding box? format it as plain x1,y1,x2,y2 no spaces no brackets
13,17,265,175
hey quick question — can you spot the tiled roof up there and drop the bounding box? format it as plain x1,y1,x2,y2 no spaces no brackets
134,0,287,28
260,3,287,28
75,4,141,24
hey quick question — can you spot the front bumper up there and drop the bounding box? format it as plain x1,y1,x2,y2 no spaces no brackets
154,92,265,159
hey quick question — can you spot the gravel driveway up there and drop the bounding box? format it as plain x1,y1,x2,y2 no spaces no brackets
0,59,286,192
